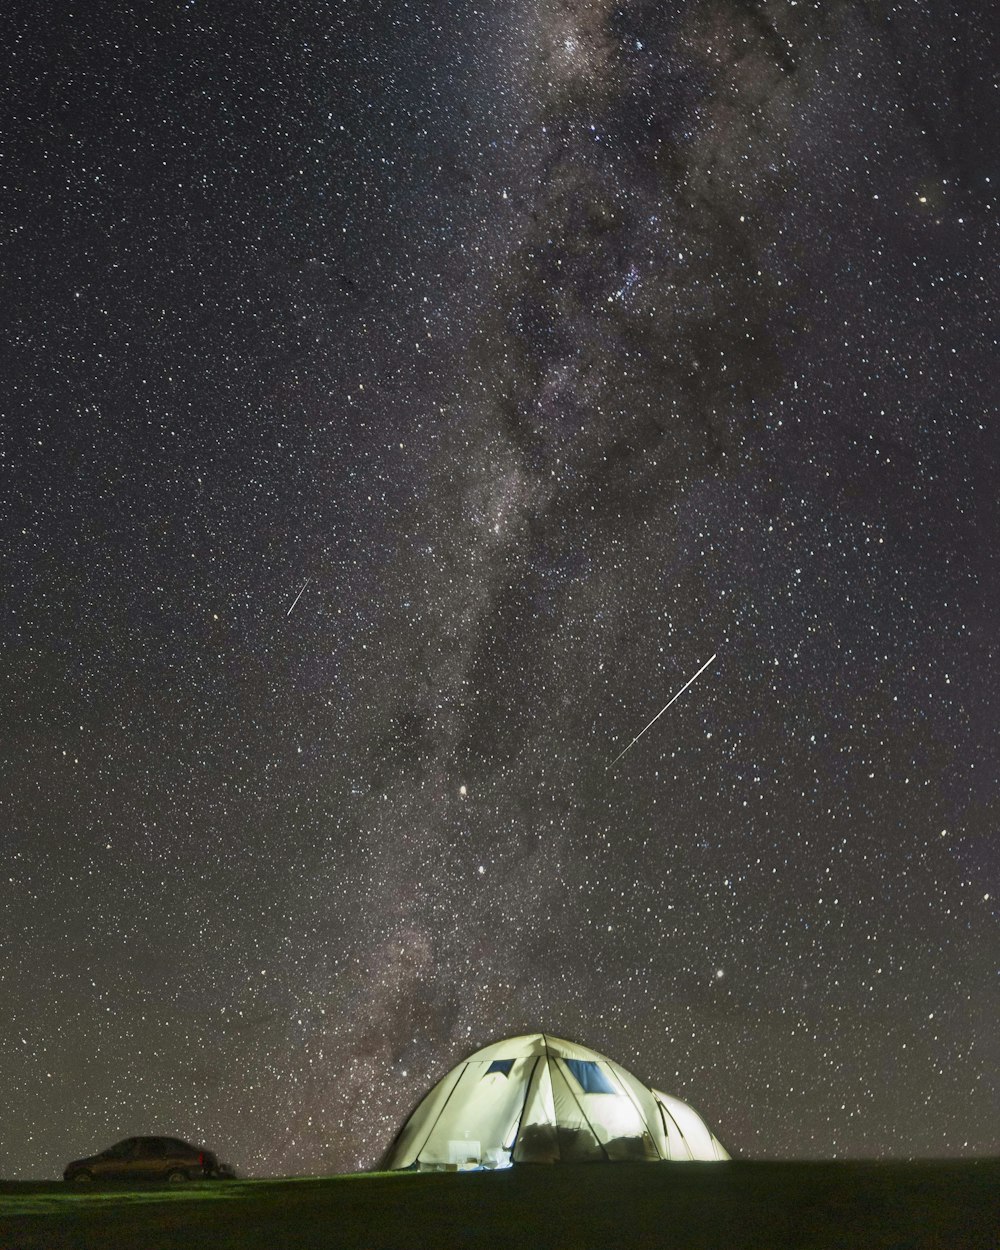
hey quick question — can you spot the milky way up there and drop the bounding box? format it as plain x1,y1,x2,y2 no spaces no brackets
2,0,997,1178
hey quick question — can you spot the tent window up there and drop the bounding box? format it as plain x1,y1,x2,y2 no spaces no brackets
564,1059,617,1094
485,1059,515,1078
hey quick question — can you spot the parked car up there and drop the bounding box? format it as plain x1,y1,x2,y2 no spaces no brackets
63,1136,236,1183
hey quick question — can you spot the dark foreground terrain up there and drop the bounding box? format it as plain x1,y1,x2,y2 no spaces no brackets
1,1159,997,1250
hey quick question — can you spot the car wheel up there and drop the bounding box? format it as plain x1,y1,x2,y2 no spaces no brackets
71,1170,93,1184
166,1169,189,1184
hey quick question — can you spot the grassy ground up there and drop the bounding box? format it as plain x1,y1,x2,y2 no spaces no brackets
1,1159,997,1249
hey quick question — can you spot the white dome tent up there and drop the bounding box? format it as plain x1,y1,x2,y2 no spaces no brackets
384,1033,730,1170
651,1088,731,1161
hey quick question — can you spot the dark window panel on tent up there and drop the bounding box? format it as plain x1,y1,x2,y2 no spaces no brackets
564,1059,617,1094
485,1059,515,1078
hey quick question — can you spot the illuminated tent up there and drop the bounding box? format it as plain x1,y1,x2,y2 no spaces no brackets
650,1089,731,1161
384,1033,730,1170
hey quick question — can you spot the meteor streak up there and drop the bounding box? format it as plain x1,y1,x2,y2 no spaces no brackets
610,653,717,766
286,578,311,617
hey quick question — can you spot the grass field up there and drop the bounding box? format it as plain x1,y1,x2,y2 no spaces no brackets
1,1159,997,1249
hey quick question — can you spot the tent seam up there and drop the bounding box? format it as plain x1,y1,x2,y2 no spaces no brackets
608,1063,665,1161
657,1101,693,1161
509,1055,542,1162
552,1058,612,1162
411,1063,468,1166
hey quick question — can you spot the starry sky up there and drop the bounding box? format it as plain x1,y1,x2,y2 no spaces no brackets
2,0,997,1178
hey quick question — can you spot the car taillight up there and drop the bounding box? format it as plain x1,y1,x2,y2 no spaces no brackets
199,1153,204,1166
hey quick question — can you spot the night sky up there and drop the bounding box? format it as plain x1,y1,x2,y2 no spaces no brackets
2,0,998,1179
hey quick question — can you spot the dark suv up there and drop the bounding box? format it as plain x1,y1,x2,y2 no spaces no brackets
64,1136,236,1183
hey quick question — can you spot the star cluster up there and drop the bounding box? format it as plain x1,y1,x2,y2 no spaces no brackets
1,0,997,1178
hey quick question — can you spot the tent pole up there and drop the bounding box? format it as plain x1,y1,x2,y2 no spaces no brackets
552,1059,611,1161
606,1064,665,1160
410,1063,469,1166
509,1055,542,1162
657,1101,693,1161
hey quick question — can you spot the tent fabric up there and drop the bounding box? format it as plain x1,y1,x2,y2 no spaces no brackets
383,1033,730,1170
651,1089,731,1161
